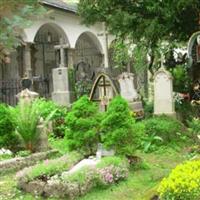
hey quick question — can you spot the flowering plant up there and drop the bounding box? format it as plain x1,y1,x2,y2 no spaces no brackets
158,160,200,200
97,164,128,185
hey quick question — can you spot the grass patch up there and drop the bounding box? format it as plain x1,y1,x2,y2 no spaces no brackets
0,146,193,200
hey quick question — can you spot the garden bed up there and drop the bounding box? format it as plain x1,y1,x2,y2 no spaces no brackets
16,156,129,199
0,149,58,174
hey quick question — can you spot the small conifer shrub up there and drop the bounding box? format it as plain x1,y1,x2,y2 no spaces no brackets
65,96,101,155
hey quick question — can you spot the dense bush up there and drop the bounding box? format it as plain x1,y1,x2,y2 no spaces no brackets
176,101,200,124
158,160,200,200
143,115,184,143
0,104,19,151
33,98,68,137
65,96,101,155
100,96,141,155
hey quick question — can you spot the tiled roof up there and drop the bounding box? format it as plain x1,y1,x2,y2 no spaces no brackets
40,0,78,13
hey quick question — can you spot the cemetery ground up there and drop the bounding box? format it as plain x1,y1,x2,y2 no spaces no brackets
0,96,200,200
0,145,191,200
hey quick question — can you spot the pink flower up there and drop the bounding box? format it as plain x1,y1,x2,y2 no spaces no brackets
44,159,49,165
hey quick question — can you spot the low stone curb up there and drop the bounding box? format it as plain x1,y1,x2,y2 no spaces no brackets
0,149,58,174
18,169,96,199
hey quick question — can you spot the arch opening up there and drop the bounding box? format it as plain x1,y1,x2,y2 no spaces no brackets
74,31,104,97
32,23,69,98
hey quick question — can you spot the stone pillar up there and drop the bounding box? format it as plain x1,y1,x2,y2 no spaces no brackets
67,48,75,68
103,22,109,68
23,43,32,78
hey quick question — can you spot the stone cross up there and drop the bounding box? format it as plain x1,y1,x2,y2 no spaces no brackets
54,38,69,68
154,67,175,116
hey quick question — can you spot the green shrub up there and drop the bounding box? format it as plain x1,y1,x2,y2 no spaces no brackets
65,96,101,155
0,154,13,161
10,99,56,152
143,101,154,119
100,96,141,155
158,160,200,200
188,117,200,141
48,135,69,155
15,150,31,157
143,115,183,143
33,98,68,137
176,101,199,124
0,104,19,151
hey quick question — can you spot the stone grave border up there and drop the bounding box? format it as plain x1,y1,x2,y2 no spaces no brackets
0,149,58,174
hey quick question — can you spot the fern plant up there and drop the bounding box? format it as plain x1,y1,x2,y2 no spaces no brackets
10,99,56,152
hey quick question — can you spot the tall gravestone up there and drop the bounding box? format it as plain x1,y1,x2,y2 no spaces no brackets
118,72,144,118
154,67,175,116
52,38,73,106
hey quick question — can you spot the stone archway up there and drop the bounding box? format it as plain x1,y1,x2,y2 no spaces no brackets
74,31,103,97
32,23,69,97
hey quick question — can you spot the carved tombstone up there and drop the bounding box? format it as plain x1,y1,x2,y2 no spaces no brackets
118,72,144,118
154,68,175,116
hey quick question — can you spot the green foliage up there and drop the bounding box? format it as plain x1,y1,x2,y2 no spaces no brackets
0,104,19,151
110,39,130,69
100,96,141,155
15,150,31,157
141,115,185,152
158,160,200,200
48,135,69,155
79,0,200,71
133,44,149,73
176,102,199,124
187,118,200,139
63,166,94,185
10,99,56,152
10,101,41,152
170,65,191,93
79,0,200,46
16,152,82,182
145,115,183,142
65,96,101,155
143,101,154,119
141,133,163,153
96,156,128,169
0,0,45,60
33,98,68,137
0,154,13,161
